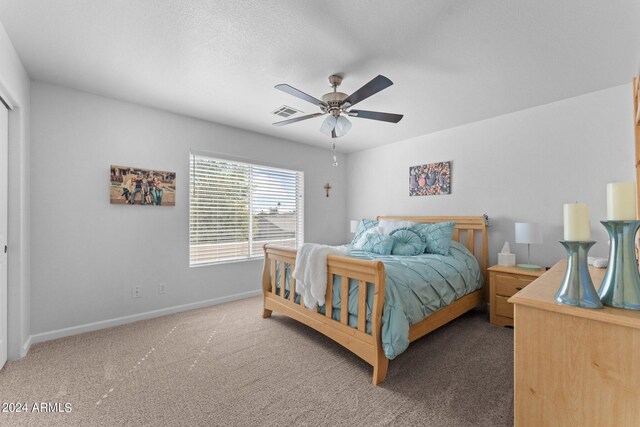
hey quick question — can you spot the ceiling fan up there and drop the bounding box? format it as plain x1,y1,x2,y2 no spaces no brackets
273,74,403,138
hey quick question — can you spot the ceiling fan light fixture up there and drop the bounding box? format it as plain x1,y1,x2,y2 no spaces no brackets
335,115,352,137
319,115,337,137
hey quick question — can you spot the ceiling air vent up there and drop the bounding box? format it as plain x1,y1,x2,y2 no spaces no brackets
272,105,303,118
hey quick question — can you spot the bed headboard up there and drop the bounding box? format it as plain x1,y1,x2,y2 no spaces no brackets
377,215,489,289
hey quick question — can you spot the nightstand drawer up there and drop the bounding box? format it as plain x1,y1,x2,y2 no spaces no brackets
489,265,547,327
495,273,533,297
495,295,513,319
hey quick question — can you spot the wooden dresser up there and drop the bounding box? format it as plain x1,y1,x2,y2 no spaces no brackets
509,260,640,426
488,265,545,326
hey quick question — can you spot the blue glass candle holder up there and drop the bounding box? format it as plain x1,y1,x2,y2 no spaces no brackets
555,241,603,309
597,220,640,310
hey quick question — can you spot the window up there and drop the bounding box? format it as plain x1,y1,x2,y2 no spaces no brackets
189,154,304,266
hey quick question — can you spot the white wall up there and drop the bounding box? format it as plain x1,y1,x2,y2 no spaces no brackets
30,81,347,338
0,21,30,359
346,84,635,268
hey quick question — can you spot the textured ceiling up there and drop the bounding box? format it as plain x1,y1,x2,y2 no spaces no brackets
0,0,639,153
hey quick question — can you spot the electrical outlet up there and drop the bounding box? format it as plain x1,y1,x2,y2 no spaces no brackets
158,282,166,295
132,286,141,298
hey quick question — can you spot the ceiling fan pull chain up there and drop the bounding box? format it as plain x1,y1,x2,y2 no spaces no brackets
331,143,338,167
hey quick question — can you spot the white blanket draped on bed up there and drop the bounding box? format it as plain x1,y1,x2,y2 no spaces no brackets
292,243,350,310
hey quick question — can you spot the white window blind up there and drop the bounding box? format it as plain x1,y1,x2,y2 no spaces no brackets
189,154,304,266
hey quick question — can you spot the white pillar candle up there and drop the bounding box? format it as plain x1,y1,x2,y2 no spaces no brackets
607,182,636,220
564,203,590,241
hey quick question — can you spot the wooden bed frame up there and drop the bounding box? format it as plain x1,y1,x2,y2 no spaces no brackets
261,216,488,384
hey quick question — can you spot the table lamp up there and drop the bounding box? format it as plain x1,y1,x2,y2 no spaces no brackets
515,222,543,270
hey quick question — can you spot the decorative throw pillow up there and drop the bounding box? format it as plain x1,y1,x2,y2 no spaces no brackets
390,229,426,256
353,226,382,249
350,219,379,245
361,233,395,255
411,222,456,255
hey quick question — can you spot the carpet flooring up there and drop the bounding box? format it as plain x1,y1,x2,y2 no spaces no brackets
0,297,514,426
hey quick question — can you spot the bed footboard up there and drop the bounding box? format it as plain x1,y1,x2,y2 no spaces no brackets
262,244,389,384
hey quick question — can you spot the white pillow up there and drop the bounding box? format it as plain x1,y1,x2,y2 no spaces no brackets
377,220,417,235
354,226,382,249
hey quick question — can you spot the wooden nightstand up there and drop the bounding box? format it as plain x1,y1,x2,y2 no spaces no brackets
488,265,546,326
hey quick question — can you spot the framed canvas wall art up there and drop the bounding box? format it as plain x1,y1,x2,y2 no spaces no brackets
110,165,176,206
409,161,451,196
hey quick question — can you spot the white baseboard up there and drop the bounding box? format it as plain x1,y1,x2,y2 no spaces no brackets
21,335,32,358
27,289,262,347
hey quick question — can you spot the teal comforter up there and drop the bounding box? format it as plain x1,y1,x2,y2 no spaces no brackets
277,240,482,359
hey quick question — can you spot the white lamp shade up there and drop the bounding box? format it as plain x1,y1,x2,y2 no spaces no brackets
515,222,543,244
319,115,337,136
335,115,352,137
319,115,352,137
350,220,359,233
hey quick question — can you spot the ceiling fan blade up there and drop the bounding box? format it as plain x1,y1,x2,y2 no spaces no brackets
349,110,403,123
343,75,393,107
275,84,327,107
273,112,325,127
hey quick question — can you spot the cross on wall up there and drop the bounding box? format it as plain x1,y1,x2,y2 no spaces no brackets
324,183,332,197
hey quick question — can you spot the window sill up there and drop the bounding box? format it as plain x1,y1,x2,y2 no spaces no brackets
189,256,264,268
